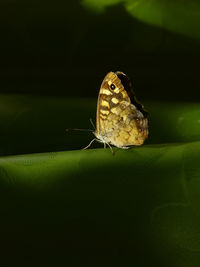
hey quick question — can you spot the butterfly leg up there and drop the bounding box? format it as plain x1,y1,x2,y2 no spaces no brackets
104,142,106,149
82,138,97,150
106,142,114,155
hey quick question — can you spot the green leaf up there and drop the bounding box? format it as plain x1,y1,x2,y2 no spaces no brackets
82,0,200,40
1,94,200,155
1,142,200,265
1,94,200,265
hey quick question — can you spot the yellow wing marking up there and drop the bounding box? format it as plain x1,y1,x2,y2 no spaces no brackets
111,97,119,104
100,89,112,95
101,100,110,108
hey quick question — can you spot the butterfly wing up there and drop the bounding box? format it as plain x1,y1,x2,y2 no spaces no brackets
95,72,129,135
94,71,148,148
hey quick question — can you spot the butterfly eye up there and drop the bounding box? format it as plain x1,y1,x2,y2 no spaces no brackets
110,84,115,90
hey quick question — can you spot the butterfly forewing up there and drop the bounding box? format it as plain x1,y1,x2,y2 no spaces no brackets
94,71,148,148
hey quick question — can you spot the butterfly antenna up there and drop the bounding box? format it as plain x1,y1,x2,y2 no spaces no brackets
66,128,93,132
90,118,96,130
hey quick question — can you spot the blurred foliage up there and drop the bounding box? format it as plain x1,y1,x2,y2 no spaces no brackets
82,0,200,40
0,0,200,266
1,113,200,266
1,95,200,266
0,0,200,101
1,94,200,156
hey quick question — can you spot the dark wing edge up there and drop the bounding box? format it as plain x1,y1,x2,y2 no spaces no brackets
115,71,148,118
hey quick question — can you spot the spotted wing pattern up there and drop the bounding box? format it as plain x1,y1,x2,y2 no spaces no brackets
94,71,148,148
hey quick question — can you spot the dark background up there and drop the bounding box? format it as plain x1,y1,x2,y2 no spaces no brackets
1,2,200,267
1,0,200,101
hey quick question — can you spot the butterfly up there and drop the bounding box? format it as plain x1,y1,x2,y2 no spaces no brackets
84,71,148,151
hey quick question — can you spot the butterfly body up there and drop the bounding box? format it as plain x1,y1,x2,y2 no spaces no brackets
94,71,148,148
